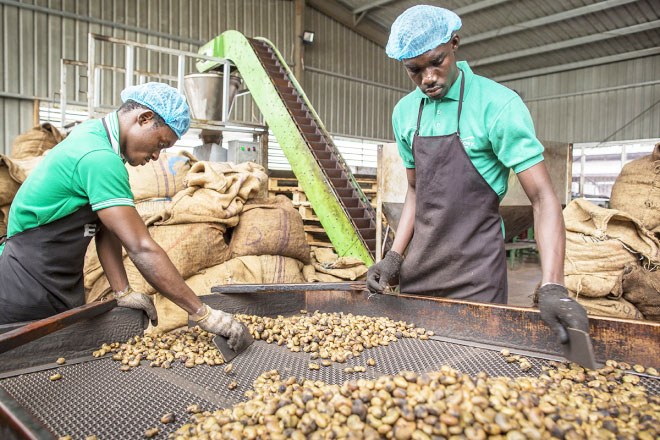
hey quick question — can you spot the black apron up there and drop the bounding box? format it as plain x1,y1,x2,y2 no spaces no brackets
399,70,507,304
0,118,120,324
0,206,101,323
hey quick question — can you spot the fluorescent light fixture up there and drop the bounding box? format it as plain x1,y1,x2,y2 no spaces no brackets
302,30,315,45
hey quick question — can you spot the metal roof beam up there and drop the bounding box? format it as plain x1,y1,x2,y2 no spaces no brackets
454,0,512,15
471,19,660,67
462,0,639,45
353,0,397,14
492,46,660,82
307,0,389,47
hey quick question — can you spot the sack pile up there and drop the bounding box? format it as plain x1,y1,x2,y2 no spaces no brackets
1,123,62,235
610,143,660,237
10,123,64,160
127,151,196,202
605,143,660,321
563,198,660,320
303,246,368,282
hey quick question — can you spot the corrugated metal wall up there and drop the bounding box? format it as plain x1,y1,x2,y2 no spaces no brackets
502,54,660,144
1,0,658,154
303,7,411,140
0,0,412,155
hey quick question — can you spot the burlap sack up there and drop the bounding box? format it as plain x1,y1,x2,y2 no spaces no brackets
10,123,64,160
568,291,643,320
610,143,660,234
563,199,660,297
303,264,344,282
564,232,637,298
150,161,267,228
0,154,44,206
147,255,304,334
310,247,368,281
622,264,660,321
0,205,8,236
85,223,229,302
0,162,20,206
135,199,173,226
126,151,196,202
260,255,306,283
1,204,10,225
230,195,311,264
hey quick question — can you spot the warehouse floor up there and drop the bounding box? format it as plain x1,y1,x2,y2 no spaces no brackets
506,257,541,307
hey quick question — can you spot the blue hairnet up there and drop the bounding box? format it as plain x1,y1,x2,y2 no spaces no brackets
386,5,461,61
120,82,191,138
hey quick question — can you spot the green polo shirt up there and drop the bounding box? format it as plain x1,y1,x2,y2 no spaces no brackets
392,61,544,200
0,112,134,255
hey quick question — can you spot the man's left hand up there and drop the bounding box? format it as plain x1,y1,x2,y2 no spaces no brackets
537,283,589,344
115,288,158,327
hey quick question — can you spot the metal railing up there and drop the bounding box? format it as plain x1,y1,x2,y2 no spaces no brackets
58,33,236,128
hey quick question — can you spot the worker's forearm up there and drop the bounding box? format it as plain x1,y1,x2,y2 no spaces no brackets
391,186,416,255
127,244,203,315
96,228,130,293
533,195,565,285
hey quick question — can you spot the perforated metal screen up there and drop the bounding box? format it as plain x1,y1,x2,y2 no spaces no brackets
1,338,658,438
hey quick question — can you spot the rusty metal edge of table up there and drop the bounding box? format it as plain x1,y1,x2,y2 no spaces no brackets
0,388,53,440
3,286,659,439
205,285,660,367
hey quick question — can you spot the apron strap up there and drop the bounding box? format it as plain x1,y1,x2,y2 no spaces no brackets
414,99,425,137
456,68,465,137
414,68,466,137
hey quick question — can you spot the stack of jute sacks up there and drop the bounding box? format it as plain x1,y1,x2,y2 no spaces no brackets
83,152,368,333
0,123,65,234
563,143,660,320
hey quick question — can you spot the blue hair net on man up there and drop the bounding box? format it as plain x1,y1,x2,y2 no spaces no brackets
120,82,191,138
386,5,462,61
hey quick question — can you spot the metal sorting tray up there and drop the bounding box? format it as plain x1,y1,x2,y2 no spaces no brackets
1,338,659,439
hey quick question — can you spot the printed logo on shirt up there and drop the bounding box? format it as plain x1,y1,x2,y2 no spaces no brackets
460,136,475,149
83,224,97,237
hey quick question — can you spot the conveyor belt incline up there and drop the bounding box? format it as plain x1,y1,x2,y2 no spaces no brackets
196,31,386,264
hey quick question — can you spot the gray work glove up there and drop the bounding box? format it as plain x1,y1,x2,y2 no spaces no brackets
537,283,589,344
115,287,158,327
366,251,404,294
195,305,252,352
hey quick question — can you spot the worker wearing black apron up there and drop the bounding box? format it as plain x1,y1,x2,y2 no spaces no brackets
0,82,251,351
367,5,589,345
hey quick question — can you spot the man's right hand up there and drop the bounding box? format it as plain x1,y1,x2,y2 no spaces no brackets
195,305,252,351
366,250,404,293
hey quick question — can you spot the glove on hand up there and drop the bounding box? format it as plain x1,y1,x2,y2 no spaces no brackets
537,283,589,344
196,305,252,352
115,287,158,327
367,251,404,294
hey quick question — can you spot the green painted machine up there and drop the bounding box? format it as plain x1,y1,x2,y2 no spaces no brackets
196,30,378,265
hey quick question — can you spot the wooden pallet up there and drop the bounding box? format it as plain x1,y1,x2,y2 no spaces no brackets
269,176,379,249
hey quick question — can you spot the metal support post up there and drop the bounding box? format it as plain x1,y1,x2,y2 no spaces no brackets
87,34,95,117
579,146,586,198
125,46,134,89
177,55,185,95
222,62,230,121
93,67,101,110
621,144,627,168
294,0,305,87
376,144,383,262
60,60,67,129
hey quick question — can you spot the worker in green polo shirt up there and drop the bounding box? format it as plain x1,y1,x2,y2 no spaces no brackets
367,5,589,345
0,82,251,351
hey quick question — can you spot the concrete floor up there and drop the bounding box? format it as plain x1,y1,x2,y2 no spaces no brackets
507,256,542,307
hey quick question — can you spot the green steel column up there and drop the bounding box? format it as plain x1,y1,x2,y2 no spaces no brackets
197,31,373,265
